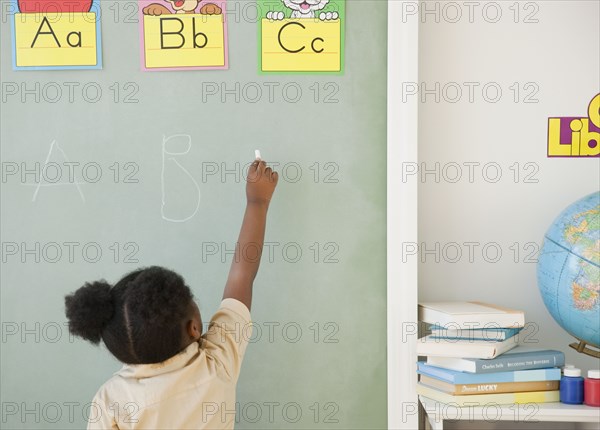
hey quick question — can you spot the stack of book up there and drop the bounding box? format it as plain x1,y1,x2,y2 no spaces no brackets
416,301,565,406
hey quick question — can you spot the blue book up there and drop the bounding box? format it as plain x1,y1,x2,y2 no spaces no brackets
426,346,565,373
417,362,562,384
429,325,523,341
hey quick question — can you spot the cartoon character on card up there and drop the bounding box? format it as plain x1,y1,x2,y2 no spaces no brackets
266,0,338,21
143,0,221,15
17,0,92,13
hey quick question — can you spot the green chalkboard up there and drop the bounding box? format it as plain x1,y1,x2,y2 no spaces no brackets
0,1,387,428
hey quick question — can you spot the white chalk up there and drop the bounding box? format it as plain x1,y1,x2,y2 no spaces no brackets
255,149,261,160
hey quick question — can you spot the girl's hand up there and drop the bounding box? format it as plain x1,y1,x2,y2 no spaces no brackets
246,160,278,206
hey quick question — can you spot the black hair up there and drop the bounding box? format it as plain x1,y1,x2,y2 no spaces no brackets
64,266,195,364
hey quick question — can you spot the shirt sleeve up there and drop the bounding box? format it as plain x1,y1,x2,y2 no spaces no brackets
86,389,119,430
201,298,252,381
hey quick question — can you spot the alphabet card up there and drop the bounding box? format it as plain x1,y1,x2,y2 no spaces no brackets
10,0,102,70
259,0,345,73
139,0,228,71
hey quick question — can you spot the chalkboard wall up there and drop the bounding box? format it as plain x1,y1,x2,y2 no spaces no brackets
0,1,388,428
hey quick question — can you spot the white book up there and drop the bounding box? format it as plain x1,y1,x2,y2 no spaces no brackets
418,301,525,328
416,334,518,359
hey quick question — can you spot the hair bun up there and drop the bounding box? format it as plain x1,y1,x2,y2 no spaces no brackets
65,280,114,344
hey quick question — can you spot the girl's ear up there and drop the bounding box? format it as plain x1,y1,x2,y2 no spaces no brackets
187,319,202,340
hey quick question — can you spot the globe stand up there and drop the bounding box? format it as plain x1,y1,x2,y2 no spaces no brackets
569,338,600,359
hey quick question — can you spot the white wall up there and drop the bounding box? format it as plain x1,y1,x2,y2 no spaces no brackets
418,0,599,377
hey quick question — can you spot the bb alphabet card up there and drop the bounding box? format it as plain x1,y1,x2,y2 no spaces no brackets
259,0,345,73
139,0,228,71
10,0,102,70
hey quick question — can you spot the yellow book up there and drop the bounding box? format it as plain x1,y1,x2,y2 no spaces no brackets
417,383,560,406
419,375,559,396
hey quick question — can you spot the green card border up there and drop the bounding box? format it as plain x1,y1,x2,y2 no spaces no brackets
257,0,345,75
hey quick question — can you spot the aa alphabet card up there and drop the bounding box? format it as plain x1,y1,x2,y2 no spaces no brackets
139,0,228,71
259,0,345,73
10,0,102,70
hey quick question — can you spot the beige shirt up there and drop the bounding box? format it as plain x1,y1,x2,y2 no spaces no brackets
88,298,252,430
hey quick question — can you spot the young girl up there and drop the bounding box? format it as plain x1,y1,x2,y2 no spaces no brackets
65,159,278,429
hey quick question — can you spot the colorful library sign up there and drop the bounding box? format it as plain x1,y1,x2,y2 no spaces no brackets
548,94,600,157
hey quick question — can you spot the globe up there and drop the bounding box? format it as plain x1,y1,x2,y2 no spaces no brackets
537,191,600,349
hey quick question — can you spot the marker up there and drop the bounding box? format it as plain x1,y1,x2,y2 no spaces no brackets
255,149,261,161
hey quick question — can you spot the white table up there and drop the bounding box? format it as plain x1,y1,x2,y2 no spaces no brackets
419,396,600,430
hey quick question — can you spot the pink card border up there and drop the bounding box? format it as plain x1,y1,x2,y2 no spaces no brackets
138,0,228,72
